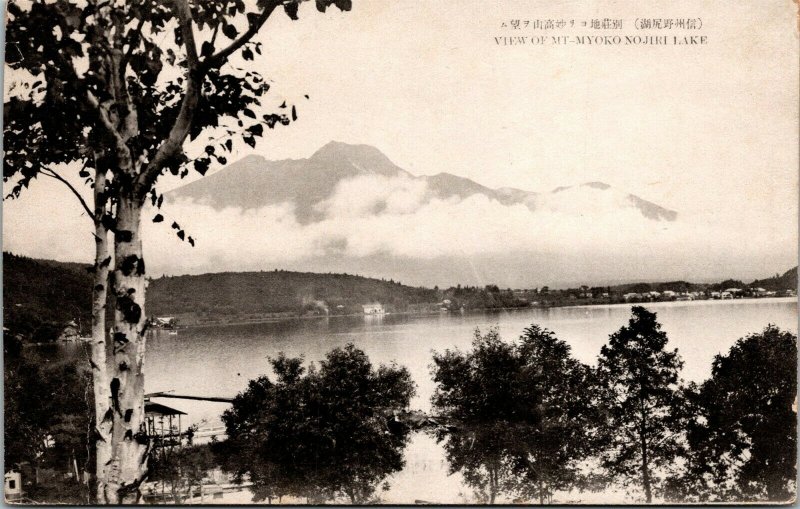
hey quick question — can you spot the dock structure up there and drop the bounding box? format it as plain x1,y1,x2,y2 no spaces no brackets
145,391,235,403
144,391,236,447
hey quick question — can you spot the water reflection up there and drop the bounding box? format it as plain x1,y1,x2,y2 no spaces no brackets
433,423,519,504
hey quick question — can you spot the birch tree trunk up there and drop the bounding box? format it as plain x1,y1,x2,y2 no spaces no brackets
103,197,150,503
90,169,113,502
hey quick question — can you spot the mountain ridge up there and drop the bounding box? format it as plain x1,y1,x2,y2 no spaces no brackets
168,141,678,222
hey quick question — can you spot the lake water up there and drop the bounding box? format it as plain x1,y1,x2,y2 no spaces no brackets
51,297,797,503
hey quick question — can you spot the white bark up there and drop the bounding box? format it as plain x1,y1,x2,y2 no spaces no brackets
90,169,113,501
102,198,150,503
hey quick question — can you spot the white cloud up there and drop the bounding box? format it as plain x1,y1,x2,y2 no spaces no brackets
3,173,794,284
135,174,795,279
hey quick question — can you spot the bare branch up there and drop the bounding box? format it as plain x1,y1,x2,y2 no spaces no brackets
209,21,220,49
136,0,282,198
85,91,123,141
40,166,96,220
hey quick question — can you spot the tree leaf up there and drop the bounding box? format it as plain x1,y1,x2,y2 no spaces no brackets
248,124,264,137
201,41,214,57
284,2,299,20
222,22,239,40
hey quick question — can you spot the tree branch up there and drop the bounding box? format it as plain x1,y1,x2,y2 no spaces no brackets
134,0,202,197
40,166,95,221
203,0,282,70
135,0,281,198
120,15,147,78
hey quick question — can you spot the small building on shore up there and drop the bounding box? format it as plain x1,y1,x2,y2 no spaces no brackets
57,321,80,342
362,303,385,315
4,470,22,502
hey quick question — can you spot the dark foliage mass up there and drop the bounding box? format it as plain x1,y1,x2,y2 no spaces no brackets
4,336,94,503
431,309,795,504
3,253,93,340
220,344,415,503
147,444,217,504
666,325,797,502
431,326,601,504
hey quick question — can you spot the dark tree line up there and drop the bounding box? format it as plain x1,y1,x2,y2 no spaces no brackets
430,307,796,504
221,307,794,504
4,336,94,503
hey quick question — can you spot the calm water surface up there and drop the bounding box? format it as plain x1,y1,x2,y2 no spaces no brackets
142,298,797,422
49,298,798,503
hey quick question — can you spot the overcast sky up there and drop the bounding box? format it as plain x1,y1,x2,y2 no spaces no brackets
3,0,798,285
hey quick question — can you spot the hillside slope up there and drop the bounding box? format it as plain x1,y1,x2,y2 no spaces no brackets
4,252,795,335
147,270,439,324
750,266,798,291
3,253,93,340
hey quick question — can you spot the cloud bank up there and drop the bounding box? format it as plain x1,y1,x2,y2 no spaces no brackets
4,173,794,286
129,174,795,284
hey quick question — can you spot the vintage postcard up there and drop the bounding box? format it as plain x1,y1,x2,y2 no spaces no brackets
2,0,798,504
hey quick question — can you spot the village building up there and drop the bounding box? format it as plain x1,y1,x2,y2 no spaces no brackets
362,303,385,315
57,320,80,342
4,470,22,502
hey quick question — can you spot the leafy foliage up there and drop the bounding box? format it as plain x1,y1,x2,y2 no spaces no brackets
4,337,94,486
596,306,687,503
4,0,350,229
666,325,797,502
220,344,415,503
431,326,600,503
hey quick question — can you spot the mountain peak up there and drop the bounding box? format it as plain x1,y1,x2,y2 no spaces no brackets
308,141,410,178
312,141,388,162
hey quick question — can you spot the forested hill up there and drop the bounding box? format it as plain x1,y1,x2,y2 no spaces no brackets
3,252,93,341
3,251,796,337
148,270,440,324
750,266,798,291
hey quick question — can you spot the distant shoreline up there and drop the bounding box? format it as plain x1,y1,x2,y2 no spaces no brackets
156,295,797,331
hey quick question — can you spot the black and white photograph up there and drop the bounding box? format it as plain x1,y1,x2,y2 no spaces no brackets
1,0,798,504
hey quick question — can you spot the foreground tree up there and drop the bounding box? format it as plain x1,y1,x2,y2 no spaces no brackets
4,0,351,502
431,326,599,504
596,306,687,503
4,336,94,503
221,345,415,503
147,444,216,504
666,325,797,502
511,325,603,503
